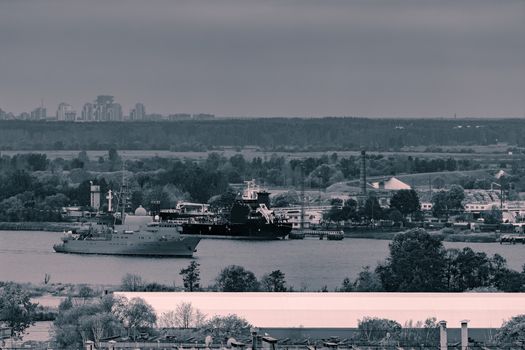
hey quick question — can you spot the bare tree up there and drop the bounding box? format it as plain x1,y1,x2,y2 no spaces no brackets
120,273,145,292
158,302,206,329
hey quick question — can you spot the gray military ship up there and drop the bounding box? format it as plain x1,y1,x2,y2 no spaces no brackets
53,206,201,257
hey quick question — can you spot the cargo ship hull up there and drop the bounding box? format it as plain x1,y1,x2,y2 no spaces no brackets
181,222,292,240
53,236,201,257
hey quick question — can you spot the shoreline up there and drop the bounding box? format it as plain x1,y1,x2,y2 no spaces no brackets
0,222,504,243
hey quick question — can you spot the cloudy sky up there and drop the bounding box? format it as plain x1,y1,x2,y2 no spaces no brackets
0,0,524,118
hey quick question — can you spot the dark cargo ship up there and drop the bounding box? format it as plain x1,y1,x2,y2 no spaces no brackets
160,181,292,240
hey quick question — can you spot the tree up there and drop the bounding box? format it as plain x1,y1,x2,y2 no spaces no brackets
271,190,300,208
108,148,120,164
0,283,38,337
208,187,237,213
112,297,157,340
120,273,146,292
387,209,404,225
180,261,201,292
79,312,122,347
483,205,503,224
216,265,260,292
389,189,421,219
54,295,123,349
495,314,525,346
360,196,383,221
353,266,383,292
376,229,447,291
446,247,494,291
432,185,465,218
158,302,206,329
358,317,402,342
201,314,252,340
260,270,287,292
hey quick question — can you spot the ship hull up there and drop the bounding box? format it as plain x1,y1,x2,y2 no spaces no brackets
53,236,201,257
181,222,292,240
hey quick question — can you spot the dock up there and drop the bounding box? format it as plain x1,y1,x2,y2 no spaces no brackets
499,234,525,244
289,230,344,240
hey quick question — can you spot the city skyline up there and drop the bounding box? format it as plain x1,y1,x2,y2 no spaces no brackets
0,95,216,121
0,0,523,118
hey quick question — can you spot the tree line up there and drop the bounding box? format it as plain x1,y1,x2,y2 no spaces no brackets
0,149,484,222
2,118,525,151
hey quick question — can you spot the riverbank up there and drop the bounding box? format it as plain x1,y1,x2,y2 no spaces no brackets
344,229,501,243
0,222,503,243
0,222,77,232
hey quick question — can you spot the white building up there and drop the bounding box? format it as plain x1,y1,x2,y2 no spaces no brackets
371,177,411,190
90,184,101,210
81,103,94,121
56,102,75,121
130,103,146,121
274,206,329,229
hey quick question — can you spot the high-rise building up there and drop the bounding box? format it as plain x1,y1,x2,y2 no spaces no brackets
130,103,146,121
108,103,123,121
56,103,75,121
81,103,94,121
94,95,114,121
65,110,76,121
0,108,6,120
19,112,30,120
30,107,46,120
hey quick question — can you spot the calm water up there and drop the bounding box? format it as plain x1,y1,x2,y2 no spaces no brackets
1,230,523,290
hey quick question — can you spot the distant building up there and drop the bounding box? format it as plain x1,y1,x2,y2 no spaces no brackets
421,202,433,211
90,184,101,210
94,95,114,121
130,103,146,121
30,107,46,120
0,108,6,120
34,107,46,120
168,113,191,121
56,103,75,121
18,112,30,120
371,177,411,190
108,103,123,121
146,113,163,121
81,103,94,121
192,113,215,120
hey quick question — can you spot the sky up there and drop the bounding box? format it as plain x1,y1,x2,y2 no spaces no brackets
0,0,524,118
118,292,525,328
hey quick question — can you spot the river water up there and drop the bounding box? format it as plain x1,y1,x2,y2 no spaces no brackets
1,230,523,290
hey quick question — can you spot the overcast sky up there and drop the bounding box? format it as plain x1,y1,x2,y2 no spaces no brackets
0,0,524,118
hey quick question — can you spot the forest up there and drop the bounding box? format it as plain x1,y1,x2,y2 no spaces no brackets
2,118,525,151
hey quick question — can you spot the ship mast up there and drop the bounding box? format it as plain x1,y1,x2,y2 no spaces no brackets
300,167,305,232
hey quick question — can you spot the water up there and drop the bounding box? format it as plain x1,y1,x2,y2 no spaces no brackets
0,230,523,290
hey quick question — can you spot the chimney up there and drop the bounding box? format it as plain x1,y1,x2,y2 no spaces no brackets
461,320,469,350
360,149,367,196
251,328,259,350
439,320,447,350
